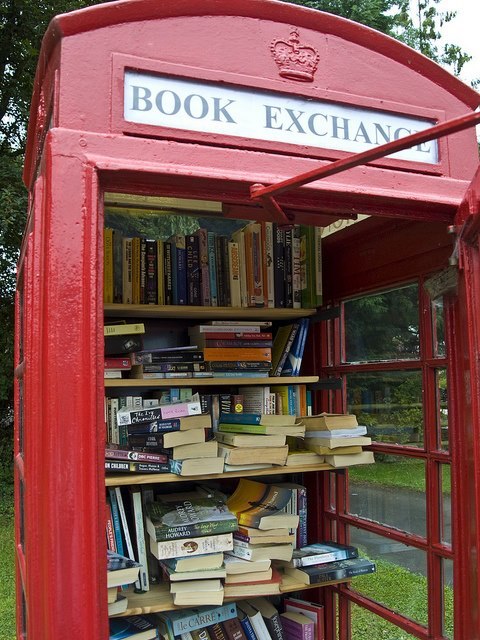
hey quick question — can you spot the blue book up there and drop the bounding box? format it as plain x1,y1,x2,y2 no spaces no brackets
212,371,269,379
280,318,307,377
109,615,159,639
293,317,310,376
219,412,296,426
289,541,358,567
107,487,125,557
157,604,237,639
207,231,218,306
170,234,187,305
237,610,257,640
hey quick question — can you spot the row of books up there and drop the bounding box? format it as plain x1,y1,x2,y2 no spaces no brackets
104,320,310,380
104,223,322,309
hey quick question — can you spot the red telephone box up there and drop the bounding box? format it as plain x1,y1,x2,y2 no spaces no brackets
15,1,480,638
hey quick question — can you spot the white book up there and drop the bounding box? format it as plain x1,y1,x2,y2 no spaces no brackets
115,488,136,562
131,488,149,592
304,425,368,438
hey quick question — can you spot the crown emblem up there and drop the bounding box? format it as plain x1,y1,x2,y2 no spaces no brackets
270,29,319,82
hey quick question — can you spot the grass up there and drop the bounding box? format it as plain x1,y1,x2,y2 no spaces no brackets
350,457,451,494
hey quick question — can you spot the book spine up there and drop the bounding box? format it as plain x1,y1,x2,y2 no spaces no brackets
122,237,133,304
131,488,150,591
176,234,187,305
273,323,300,377
196,228,211,306
138,362,208,373
112,229,124,304
215,235,225,307
208,623,228,640
296,486,308,548
263,612,284,640
104,227,114,303
228,241,242,308
191,628,212,640
164,240,173,305
251,225,264,306
104,323,145,336
203,348,271,362
292,225,302,309
194,331,273,340
273,224,285,308
145,239,158,305
264,221,275,309
219,413,262,425
280,620,313,640
132,236,141,304
157,238,165,305
204,340,272,348
238,616,257,640
115,487,136,561
104,357,131,369
284,228,293,309
107,488,125,556
209,361,271,371
233,228,248,308
160,400,202,419
170,603,238,636
105,501,117,552
187,234,201,306
105,447,168,462
145,352,205,362
105,460,170,473
140,237,147,304
221,617,248,640
126,419,181,433
221,236,231,307
149,518,238,542
208,231,218,306
314,226,322,304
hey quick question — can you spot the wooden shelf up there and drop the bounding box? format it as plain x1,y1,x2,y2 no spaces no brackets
114,576,349,617
105,376,319,388
104,304,318,320
105,462,332,486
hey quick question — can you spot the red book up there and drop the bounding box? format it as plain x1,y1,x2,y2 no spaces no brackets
104,357,132,370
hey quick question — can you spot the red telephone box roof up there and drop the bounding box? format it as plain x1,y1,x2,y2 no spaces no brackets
24,0,480,221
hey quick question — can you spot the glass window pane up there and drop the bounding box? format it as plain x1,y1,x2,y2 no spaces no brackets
344,285,419,363
350,603,420,639
433,298,446,357
440,464,452,546
349,456,426,536
437,368,449,451
349,526,428,627
443,558,454,639
347,370,424,447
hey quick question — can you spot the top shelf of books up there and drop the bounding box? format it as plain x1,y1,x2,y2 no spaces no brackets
104,304,318,320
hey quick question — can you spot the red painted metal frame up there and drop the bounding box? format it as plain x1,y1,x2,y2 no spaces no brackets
15,1,480,639
250,111,480,225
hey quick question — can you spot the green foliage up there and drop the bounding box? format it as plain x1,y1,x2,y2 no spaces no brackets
0,516,15,640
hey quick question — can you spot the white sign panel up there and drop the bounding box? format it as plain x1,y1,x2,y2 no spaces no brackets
124,71,438,164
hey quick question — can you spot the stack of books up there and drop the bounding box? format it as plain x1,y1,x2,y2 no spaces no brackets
188,322,273,378
105,443,169,475
145,489,237,605
129,345,213,380
216,413,305,471
300,413,375,468
224,479,299,597
281,541,376,585
115,398,224,476
107,550,142,616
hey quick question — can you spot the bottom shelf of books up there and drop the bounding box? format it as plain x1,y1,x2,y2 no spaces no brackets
107,478,377,640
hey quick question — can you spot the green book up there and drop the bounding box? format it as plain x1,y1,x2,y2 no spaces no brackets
218,422,305,436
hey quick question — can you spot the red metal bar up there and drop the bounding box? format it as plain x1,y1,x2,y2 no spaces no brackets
250,111,480,201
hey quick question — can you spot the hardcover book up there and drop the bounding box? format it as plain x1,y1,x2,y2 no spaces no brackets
144,494,237,541
283,598,325,640
221,616,248,640
105,446,168,464
285,557,376,585
107,550,141,588
248,597,285,640
149,531,234,560
236,601,272,640
280,612,314,640
105,460,170,474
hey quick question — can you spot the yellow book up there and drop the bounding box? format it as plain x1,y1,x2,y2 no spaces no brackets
103,227,114,303
104,323,145,336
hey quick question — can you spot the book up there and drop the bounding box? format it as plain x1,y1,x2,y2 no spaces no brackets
117,402,202,425
203,348,271,362
108,593,128,616
162,552,224,573
104,322,146,336
224,567,273,584
229,541,293,562
105,460,170,474
191,629,213,640
281,542,358,568
285,450,324,467
303,444,362,455
129,428,206,449
305,436,372,450
236,525,290,539
324,451,375,467
274,482,307,548
234,531,294,545
104,227,114,303
126,414,212,433
218,443,288,466
156,603,238,639
227,479,299,529
283,598,325,640
107,550,141,588
145,494,237,541
105,333,143,356
236,605,259,640
215,432,287,448
161,564,227,582
149,531,233,560
223,554,271,575
169,456,225,476
105,357,132,370
285,557,376,585
168,440,219,460
270,323,300,376
304,426,368,438
105,446,168,464
223,568,282,598
221,617,248,640
108,488,125,556
248,598,284,640
109,615,159,640
219,423,304,437
207,623,228,640
171,579,224,606
130,488,150,591
219,413,296,426
300,413,359,431
279,612,314,640
236,602,272,640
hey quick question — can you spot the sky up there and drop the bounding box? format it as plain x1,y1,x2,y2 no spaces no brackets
435,0,480,87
